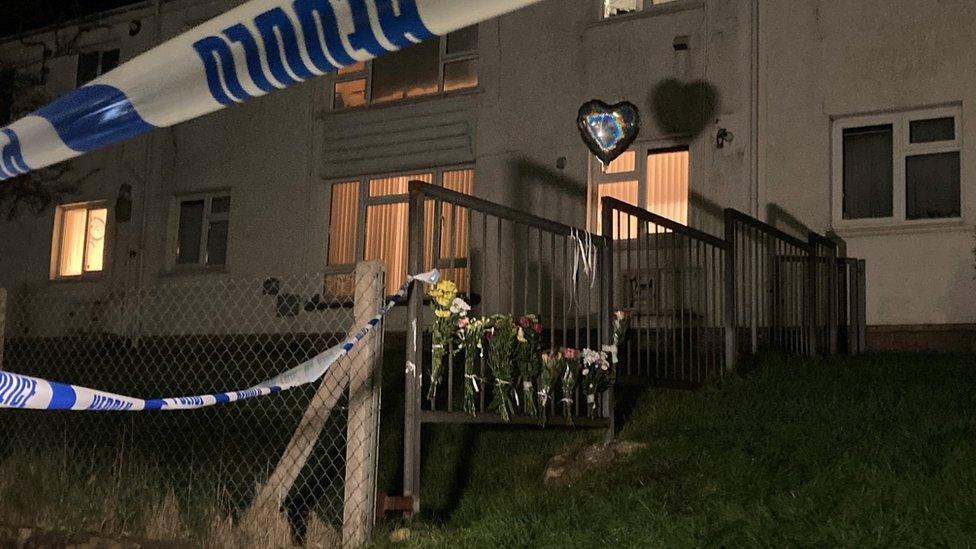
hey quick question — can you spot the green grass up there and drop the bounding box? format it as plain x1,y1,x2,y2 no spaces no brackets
374,353,976,547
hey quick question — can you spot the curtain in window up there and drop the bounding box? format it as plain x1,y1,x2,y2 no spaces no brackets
59,208,88,277
84,209,107,272
328,181,359,266
597,180,639,238
366,174,432,295
646,149,689,226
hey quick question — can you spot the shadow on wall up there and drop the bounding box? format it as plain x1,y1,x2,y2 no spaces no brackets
649,78,720,139
504,158,587,226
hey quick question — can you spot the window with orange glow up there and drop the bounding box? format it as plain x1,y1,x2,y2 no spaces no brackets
54,204,107,278
591,147,689,237
327,169,474,295
331,26,478,110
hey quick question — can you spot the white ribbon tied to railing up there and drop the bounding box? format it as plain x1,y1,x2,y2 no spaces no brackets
0,270,439,412
0,0,544,181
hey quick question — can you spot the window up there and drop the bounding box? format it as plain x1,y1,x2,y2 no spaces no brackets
590,147,690,237
833,106,961,226
331,26,478,110
52,203,108,279
174,194,230,268
327,168,474,295
76,48,120,86
603,0,684,18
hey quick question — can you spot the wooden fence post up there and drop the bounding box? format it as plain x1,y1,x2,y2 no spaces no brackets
805,240,818,357
723,210,737,370
857,260,867,353
342,261,385,547
403,184,425,515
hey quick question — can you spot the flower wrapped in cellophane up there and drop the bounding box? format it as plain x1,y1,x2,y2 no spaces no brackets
537,350,564,426
581,348,612,419
560,347,581,425
602,309,633,368
486,314,517,422
515,314,543,419
427,280,461,405
457,314,488,417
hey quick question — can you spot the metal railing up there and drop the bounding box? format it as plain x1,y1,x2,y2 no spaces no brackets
602,198,733,386
403,181,612,513
0,263,386,547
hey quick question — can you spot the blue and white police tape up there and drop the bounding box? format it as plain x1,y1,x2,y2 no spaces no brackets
0,0,544,181
0,269,439,412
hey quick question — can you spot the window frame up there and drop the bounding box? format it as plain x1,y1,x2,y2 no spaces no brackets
50,201,110,281
587,143,692,232
75,46,121,87
329,29,479,111
169,191,232,272
831,105,963,230
599,0,697,21
325,165,475,293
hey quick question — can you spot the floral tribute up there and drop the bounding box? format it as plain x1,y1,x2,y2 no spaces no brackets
427,280,462,405
457,314,488,417
515,314,543,419
421,279,632,425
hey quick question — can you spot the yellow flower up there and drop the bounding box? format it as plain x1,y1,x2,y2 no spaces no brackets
434,309,451,318
516,327,527,343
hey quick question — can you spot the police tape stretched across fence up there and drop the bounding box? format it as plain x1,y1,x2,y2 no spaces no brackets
0,270,438,412
0,0,544,181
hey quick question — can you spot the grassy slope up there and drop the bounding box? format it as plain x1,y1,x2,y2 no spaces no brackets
375,353,976,548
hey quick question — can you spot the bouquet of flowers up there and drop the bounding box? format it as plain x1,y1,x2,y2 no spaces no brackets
560,347,582,424
602,309,633,367
427,280,463,405
537,350,564,426
457,315,488,417
515,314,543,419
486,314,517,422
580,348,612,419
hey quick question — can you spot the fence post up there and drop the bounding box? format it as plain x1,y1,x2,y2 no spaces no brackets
857,259,867,353
342,261,385,547
723,210,737,370
600,201,615,440
0,287,6,369
403,184,426,515
805,239,817,357
827,243,839,355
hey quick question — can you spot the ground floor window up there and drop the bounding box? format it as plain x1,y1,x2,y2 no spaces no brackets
832,106,962,227
52,202,108,279
173,193,231,269
328,167,474,295
590,146,690,237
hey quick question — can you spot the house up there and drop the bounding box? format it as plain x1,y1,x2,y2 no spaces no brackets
0,0,972,351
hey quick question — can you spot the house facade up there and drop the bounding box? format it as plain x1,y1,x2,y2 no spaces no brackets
0,0,972,350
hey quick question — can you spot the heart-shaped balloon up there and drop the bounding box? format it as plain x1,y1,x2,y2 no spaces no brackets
577,100,641,165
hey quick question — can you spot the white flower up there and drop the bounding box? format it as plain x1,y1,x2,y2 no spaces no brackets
450,297,471,317
602,344,617,355
582,368,590,376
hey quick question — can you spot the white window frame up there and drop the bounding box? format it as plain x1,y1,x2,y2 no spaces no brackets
169,191,231,271
50,201,110,281
600,0,695,20
329,30,478,111
587,143,692,231
325,165,475,271
831,105,963,230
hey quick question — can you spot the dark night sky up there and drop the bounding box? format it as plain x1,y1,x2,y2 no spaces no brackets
0,0,143,39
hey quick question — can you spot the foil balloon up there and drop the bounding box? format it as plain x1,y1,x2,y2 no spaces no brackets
577,100,641,166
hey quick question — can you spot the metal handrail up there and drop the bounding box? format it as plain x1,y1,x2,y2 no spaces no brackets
603,197,730,249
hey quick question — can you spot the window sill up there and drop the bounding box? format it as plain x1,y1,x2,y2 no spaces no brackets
161,266,230,278
590,0,704,29
321,87,481,118
833,218,970,237
49,274,106,284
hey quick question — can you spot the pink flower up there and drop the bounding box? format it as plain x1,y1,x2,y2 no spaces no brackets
532,322,543,334
517,316,531,328
562,348,578,360
457,317,470,329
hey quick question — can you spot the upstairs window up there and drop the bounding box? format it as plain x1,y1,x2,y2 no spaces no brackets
603,0,684,18
53,203,108,279
174,193,231,269
833,106,961,227
76,48,120,86
331,26,479,110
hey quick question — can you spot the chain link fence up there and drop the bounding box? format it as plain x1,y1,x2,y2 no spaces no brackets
0,262,386,547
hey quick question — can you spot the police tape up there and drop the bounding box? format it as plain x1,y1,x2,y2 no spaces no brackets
0,269,439,412
0,0,544,181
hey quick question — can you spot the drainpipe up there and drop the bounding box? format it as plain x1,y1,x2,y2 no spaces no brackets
750,0,760,217
135,0,162,293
